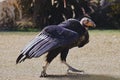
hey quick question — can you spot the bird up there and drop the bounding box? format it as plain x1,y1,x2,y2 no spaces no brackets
16,17,96,77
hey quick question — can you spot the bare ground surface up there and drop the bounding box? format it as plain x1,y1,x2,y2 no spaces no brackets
0,30,120,80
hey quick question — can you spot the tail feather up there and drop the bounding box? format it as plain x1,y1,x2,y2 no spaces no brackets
16,54,27,64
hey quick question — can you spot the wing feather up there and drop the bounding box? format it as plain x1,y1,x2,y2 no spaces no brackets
21,34,45,55
30,39,58,57
28,37,53,57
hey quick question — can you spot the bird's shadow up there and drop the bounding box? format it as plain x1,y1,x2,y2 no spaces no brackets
41,73,119,80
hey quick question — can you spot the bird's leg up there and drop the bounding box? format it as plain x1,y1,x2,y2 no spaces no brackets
62,61,84,73
60,49,83,73
40,62,49,77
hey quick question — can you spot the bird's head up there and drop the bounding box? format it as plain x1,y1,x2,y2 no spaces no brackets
80,17,96,29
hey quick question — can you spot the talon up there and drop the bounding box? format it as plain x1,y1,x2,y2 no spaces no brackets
67,68,70,74
67,67,84,73
40,71,47,77
40,63,49,77
63,61,84,74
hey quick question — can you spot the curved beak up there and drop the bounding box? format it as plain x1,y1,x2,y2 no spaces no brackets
88,21,96,28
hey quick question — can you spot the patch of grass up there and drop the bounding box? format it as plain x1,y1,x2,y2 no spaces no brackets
89,30,120,35
16,28,39,32
0,31,39,36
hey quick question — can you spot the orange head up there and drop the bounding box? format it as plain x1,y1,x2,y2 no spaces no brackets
80,17,96,28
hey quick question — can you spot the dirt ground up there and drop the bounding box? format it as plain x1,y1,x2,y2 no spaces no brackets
0,30,120,80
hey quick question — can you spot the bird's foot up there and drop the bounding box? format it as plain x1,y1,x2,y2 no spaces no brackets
67,67,84,74
40,71,47,77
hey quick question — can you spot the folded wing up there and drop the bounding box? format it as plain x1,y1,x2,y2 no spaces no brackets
16,25,79,63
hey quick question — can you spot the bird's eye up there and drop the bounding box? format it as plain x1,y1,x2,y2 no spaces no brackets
86,19,89,24
87,19,89,22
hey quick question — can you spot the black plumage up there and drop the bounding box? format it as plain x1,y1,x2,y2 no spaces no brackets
16,18,95,77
